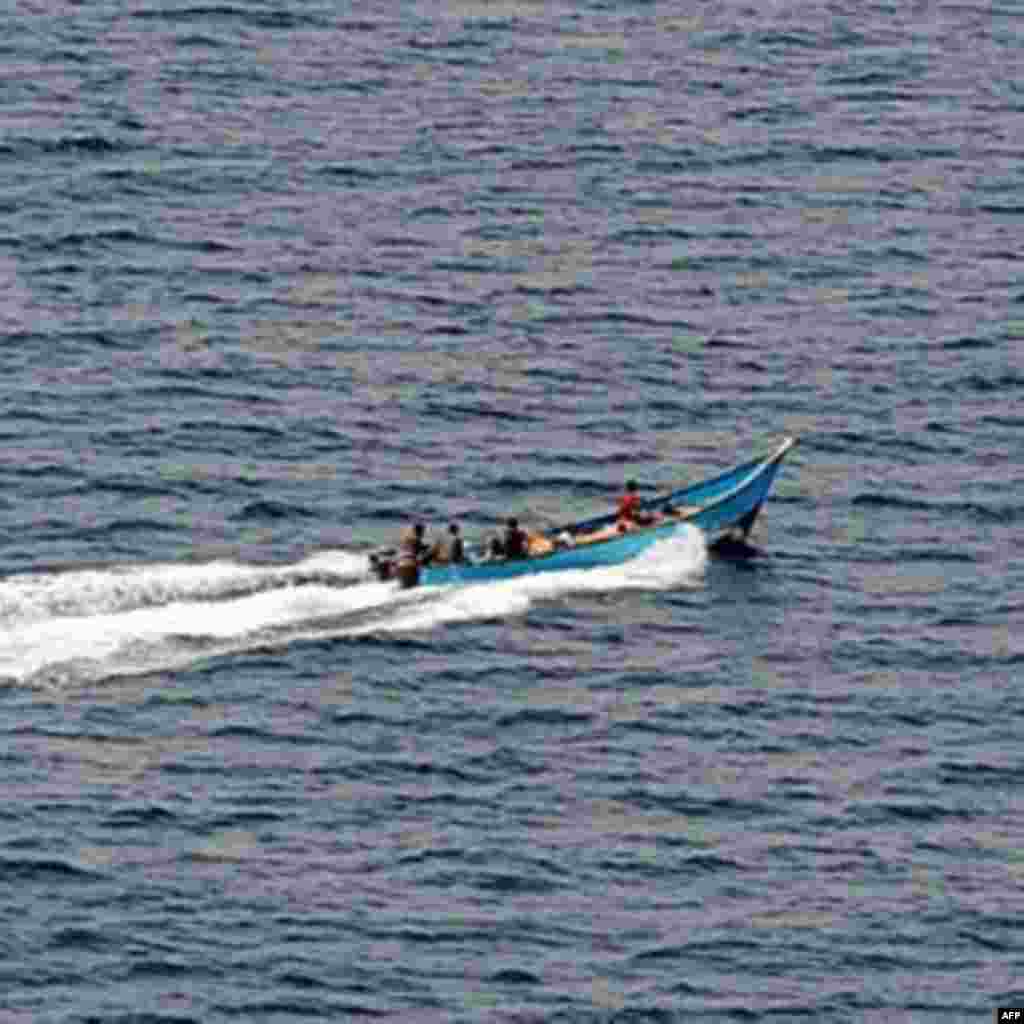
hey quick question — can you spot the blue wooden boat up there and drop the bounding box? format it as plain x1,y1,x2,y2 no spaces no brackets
370,437,796,587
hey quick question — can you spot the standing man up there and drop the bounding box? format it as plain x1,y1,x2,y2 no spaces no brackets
395,522,430,587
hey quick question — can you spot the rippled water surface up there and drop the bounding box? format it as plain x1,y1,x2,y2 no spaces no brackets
1,2,1022,1021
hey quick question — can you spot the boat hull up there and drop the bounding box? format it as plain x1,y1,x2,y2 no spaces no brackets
421,520,679,585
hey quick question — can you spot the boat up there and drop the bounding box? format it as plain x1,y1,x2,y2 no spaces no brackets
370,436,796,587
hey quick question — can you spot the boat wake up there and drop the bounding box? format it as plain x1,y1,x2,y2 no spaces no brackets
0,528,706,688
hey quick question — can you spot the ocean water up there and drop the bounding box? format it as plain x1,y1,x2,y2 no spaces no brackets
1,2,1022,1021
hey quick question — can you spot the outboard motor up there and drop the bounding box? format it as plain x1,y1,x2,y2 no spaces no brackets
368,547,420,588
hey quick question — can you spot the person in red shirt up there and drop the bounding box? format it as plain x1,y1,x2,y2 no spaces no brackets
617,480,658,528
617,480,642,524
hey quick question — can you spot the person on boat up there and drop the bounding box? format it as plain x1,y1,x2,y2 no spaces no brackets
617,480,642,524
503,517,528,559
399,522,430,560
439,522,464,564
395,522,430,588
427,522,464,565
617,479,658,528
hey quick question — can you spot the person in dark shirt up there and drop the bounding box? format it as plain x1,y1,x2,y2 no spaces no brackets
446,522,465,564
503,517,528,559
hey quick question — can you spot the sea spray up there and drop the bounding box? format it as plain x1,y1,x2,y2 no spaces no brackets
0,528,706,685
0,550,369,626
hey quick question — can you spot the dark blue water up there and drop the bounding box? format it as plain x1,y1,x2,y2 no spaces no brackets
2,3,1022,1021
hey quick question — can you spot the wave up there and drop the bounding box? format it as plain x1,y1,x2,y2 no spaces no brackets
0,135,131,158
0,528,706,687
852,493,1021,523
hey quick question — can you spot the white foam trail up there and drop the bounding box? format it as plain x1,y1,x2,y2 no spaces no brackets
0,528,706,685
0,550,369,626
0,576,403,683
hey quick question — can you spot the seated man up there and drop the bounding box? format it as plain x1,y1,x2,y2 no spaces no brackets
429,523,466,566
616,480,659,528
503,517,528,559
445,522,465,564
